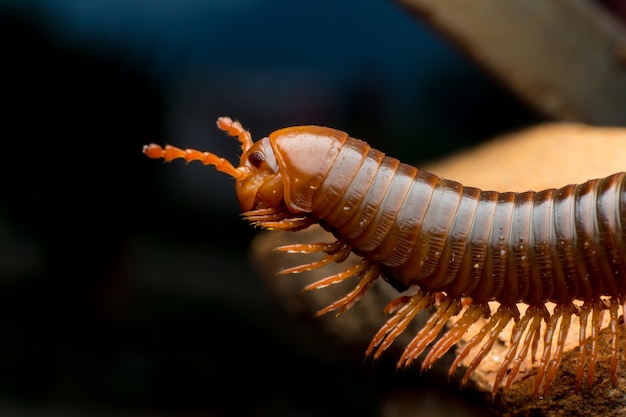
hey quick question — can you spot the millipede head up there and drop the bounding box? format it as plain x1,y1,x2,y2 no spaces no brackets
143,116,285,212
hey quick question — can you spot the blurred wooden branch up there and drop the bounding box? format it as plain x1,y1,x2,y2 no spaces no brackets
394,0,626,125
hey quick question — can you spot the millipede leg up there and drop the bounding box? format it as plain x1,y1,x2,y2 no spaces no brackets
383,295,414,315
250,215,318,231
243,208,294,222
274,240,345,254
501,306,546,395
303,261,365,291
543,304,573,395
278,244,351,275
397,297,461,369
421,303,486,372
587,301,605,389
366,292,432,359
449,305,518,387
492,306,535,394
609,298,619,386
534,304,565,396
465,307,518,387
242,207,319,231
575,302,591,393
313,263,379,317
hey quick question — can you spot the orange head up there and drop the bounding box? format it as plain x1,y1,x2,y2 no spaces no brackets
143,116,349,213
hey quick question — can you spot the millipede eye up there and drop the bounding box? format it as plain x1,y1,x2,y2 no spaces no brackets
248,151,265,168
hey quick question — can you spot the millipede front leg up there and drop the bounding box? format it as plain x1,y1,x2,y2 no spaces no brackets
313,262,380,316
274,241,351,275
242,207,319,231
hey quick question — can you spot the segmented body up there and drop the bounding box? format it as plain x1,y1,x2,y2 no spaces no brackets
305,136,626,304
144,117,626,397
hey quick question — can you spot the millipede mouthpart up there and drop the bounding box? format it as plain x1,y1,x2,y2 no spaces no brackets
144,117,626,398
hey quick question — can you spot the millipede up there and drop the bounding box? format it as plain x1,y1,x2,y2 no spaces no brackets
144,117,626,398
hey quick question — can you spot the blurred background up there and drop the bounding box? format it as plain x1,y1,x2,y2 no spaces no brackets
0,0,623,416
